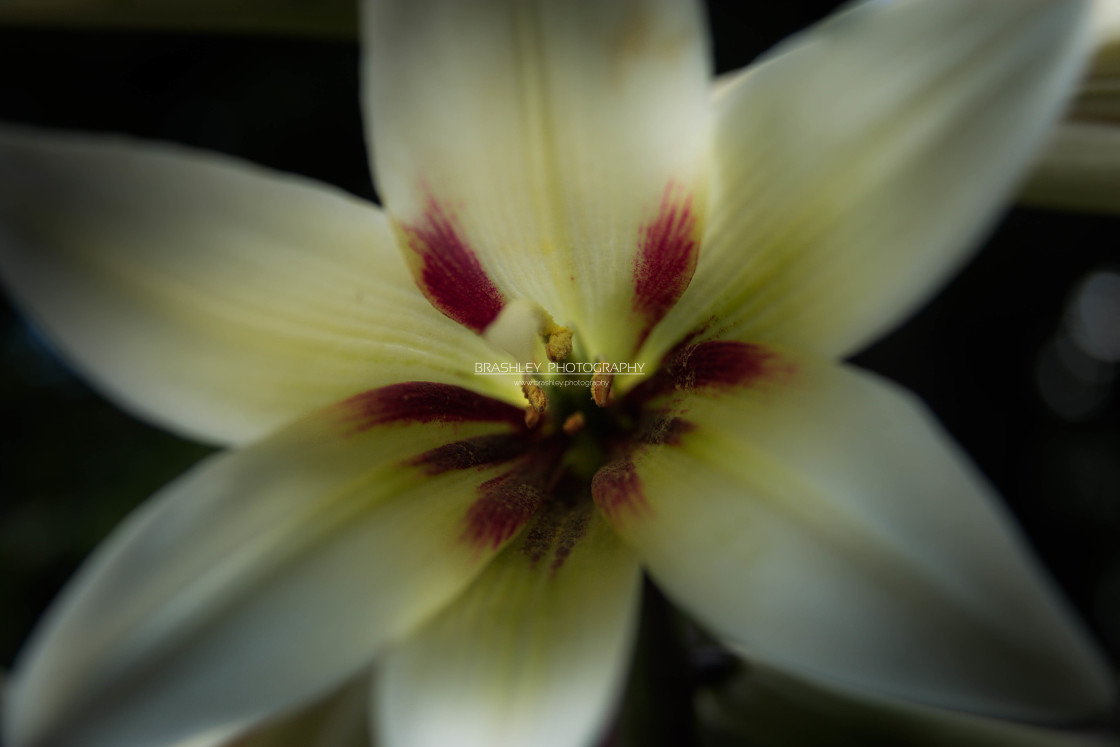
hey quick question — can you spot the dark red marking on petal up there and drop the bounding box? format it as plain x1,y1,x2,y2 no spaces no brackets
341,382,524,434
464,471,545,551
546,515,591,573
664,340,782,390
397,195,505,333
519,472,593,573
625,340,791,408
461,436,568,551
632,182,700,350
634,414,695,446
409,433,531,475
545,505,591,573
592,460,648,521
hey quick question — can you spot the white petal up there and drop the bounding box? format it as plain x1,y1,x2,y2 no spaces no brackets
640,0,1091,366
376,509,641,747
361,0,711,359
230,677,372,747
4,384,533,747
482,298,548,366
1021,122,1120,213
0,126,519,446
598,344,1114,719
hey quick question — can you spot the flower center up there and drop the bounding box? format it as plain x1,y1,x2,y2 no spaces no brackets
381,329,781,571
433,342,699,569
464,366,643,570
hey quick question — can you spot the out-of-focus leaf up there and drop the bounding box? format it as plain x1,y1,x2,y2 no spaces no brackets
0,0,357,39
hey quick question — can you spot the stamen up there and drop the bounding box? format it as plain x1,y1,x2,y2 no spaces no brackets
545,327,573,362
525,407,543,429
522,382,548,414
591,370,614,408
562,412,586,436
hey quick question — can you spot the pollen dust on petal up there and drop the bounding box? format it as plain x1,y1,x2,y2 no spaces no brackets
460,439,566,551
520,493,592,574
463,471,546,551
632,181,700,350
408,433,531,475
340,382,525,435
625,340,793,408
634,414,694,446
663,340,784,391
397,194,505,334
591,460,649,521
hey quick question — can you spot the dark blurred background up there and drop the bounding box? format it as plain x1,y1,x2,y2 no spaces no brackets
0,1,1117,744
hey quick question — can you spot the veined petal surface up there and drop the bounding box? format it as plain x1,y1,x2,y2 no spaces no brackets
3,384,531,747
640,0,1090,366
0,127,519,446
362,0,711,358
599,343,1115,720
376,509,641,747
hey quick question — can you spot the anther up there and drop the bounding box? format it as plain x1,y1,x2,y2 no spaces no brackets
525,407,543,429
545,327,573,362
522,382,548,414
562,412,586,436
591,370,614,408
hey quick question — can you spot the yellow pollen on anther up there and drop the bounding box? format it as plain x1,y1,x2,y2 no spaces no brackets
545,327,573,362
591,370,614,408
562,412,586,435
525,407,543,429
522,382,548,414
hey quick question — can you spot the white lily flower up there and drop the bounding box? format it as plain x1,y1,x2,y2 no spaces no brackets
0,1,1115,747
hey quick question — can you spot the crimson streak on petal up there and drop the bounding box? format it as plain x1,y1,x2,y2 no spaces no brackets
661,340,787,391
634,414,695,447
632,182,700,350
521,493,592,574
341,382,525,434
627,340,792,408
464,471,546,551
397,196,505,333
599,342,794,523
409,433,532,475
462,437,567,551
591,460,648,521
